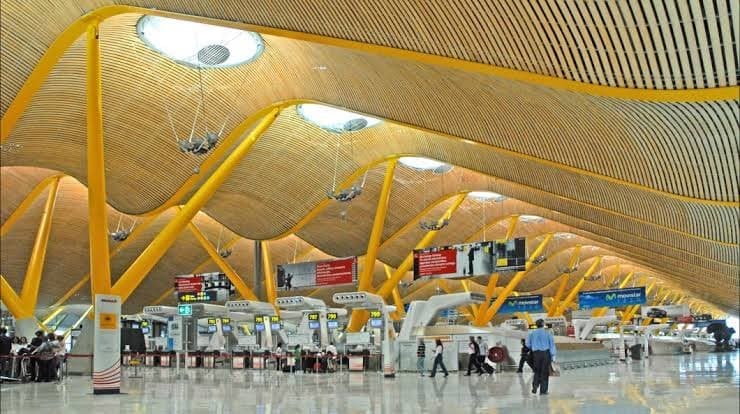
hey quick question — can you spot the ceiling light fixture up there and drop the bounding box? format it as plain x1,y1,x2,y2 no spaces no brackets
519,215,544,223
137,15,264,68
297,104,380,133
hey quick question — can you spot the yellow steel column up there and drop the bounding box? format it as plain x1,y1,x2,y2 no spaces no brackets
475,215,518,323
548,246,581,317
553,256,603,316
111,108,280,302
348,193,467,332
476,233,554,325
592,269,634,317
384,264,406,320
19,176,60,316
1,275,27,318
261,241,278,308
187,221,257,301
1,174,64,238
85,20,113,296
358,160,396,292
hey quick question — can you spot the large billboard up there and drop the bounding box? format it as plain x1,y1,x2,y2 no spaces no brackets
175,272,234,303
413,241,494,280
578,287,646,310
412,238,527,280
496,295,544,314
640,304,689,318
276,257,358,290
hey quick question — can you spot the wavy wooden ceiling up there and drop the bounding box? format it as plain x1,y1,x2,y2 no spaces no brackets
0,1,737,314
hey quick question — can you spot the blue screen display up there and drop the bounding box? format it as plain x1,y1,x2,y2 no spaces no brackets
370,319,383,328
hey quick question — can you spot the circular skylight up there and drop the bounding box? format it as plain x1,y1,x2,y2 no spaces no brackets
296,104,381,133
468,191,506,202
137,16,264,68
399,157,453,173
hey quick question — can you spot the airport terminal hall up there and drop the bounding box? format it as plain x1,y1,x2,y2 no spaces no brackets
1,1,740,413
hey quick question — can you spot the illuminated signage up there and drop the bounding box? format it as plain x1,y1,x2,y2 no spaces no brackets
254,315,264,324
308,312,319,321
221,318,231,324
327,312,338,320
370,319,383,328
141,321,149,327
369,310,382,319
177,304,192,316
207,318,217,325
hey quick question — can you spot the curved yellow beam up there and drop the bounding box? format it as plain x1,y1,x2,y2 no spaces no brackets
1,275,26,318
2,4,735,147
0,174,64,238
20,176,60,314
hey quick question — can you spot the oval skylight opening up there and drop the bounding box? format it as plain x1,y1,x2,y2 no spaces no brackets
137,16,264,68
519,215,544,223
469,191,506,202
399,157,452,173
296,104,381,133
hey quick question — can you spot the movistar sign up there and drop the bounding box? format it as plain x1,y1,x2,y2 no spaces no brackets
578,287,646,310
494,295,544,314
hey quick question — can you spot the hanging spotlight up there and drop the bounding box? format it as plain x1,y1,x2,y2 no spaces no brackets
218,248,232,258
419,218,450,231
531,255,547,265
110,230,130,242
327,185,363,202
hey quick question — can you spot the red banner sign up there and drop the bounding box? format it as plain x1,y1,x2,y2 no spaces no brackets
176,276,203,293
316,257,356,286
415,249,457,277
277,257,358,290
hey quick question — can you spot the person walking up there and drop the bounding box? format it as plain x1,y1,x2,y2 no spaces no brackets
416,338,426,376
526,319,557,395
464,336,483,376
429,339,448,378
517,338,533,373
477,336,488,368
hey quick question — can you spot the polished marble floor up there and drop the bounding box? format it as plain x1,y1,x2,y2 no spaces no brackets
1,353,738,413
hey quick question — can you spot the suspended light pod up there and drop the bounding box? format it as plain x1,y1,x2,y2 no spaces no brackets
419,217,450,231
109,229,130,242
218,248,232,258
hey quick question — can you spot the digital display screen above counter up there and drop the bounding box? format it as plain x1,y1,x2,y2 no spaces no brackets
308,321,320,329
222,325,232,333
327,321,339,329
370,319,383,328
270,315,281,330
208,325,217,333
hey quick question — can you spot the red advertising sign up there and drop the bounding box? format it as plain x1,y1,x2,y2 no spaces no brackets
415,249,457,277
316,257,356,286
277,257,358,290
176,276,203,293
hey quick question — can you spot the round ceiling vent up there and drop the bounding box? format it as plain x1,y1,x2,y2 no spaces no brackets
198,44,231,66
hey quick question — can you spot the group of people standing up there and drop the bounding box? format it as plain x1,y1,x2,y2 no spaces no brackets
0,329,66,382
412,319,557,395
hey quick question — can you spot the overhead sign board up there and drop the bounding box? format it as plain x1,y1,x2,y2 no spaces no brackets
270,315,281,330
578,287,646,310
413,241,494,280
276,257,358,290
174,272,234,302
413,238,527,280
496,295,544,314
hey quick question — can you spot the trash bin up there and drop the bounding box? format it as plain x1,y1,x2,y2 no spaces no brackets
630,344,642,360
